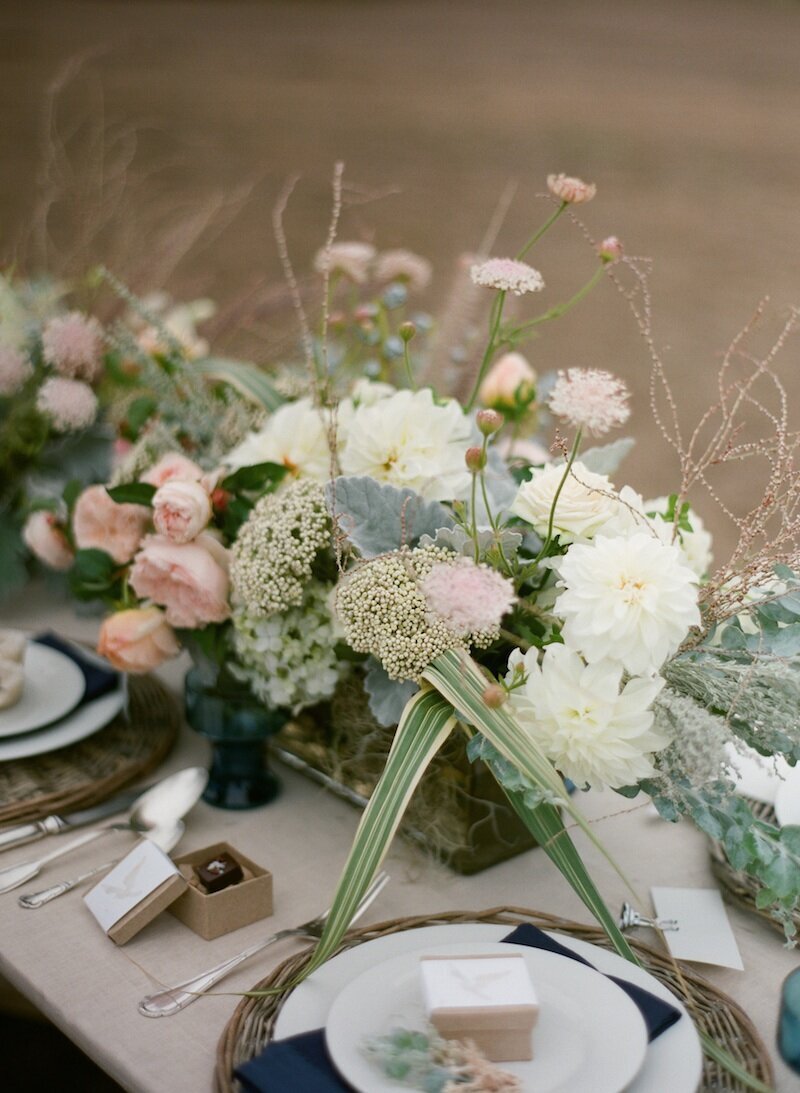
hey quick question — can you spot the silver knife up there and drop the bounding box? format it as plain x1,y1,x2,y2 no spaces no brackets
0,785,152,853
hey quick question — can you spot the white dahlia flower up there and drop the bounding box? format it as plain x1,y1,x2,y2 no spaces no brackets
341,387,472,500
554,532,700,675
224,397,349,482
511,461,623,544
507,644,668,788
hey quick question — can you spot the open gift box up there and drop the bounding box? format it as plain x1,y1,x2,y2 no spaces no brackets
168,841,273,940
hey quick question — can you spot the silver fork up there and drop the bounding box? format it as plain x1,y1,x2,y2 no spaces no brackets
138,871,390,1017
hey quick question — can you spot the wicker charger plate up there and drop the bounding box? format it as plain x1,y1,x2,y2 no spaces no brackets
215,906,773,1093
0,674,181,825
709,797,800,940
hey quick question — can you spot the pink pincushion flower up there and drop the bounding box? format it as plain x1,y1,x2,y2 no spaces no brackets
598,236,623,263
36,377,98,433
73,485,150,564
548,368,630,436
129,534,230,629
41,311,104,381
470,258,544,296
547,173,597,204
0,346,33,396
422,558,516,636
141,452,204,487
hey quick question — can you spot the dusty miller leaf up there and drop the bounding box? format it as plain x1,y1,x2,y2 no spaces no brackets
364,659,419,727
325,476,454,557
579,437,635,476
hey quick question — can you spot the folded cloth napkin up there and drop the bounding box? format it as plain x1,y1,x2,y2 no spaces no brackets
234,922,682,1092
34,632,119,704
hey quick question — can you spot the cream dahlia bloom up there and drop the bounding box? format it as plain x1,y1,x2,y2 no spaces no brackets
511,461,622,544
508,645,668,788
341,388,472,500
554,532,701,675
225,397,346,483
645,496,713,579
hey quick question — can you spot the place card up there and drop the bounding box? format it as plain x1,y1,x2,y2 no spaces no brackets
651,886,744,970
84,839,187,945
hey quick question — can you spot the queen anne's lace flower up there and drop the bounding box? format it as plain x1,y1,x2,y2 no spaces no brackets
342,388,472,500
232,581,345,713
548,368,630,436
547,173,596,204
36,377,98,432
336,547,498,681
422,558,516,635
42,311,104,381
554,532,701,675
0,345,33,396
470,258,545,297
508,644,668,788
224,397,345,483
231,480,329,617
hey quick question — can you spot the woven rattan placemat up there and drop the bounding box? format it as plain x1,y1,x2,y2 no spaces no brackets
0,674,181,825
710,797,800,940
215,906,773,1093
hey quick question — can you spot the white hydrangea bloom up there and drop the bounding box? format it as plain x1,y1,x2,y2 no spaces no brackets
224,397,349,482
341,388,472,500
645,496,713,579
232,581,344,713
508,644,668,788
554,532,701,676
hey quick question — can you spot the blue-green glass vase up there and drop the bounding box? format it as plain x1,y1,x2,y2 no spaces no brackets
184,664,286,810
779,967,800,1074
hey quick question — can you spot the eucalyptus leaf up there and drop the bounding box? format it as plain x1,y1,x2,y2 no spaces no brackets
326,476,454,557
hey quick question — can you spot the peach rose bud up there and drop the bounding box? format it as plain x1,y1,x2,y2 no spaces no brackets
97,607,180,673
478,352,537,411
22,510,74,571
152,479,212,544
141,452,204,488
72,485,150,565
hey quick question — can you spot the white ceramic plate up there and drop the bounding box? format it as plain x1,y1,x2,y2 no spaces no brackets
0,644,85,738
0,682,126,761
275,923,703,1093
724,741,791,805
325,940,648,1093
775,766,800,827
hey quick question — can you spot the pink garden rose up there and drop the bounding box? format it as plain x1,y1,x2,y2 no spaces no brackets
22,510,74,571
478,352,536,411
73,485,150,565
152,479,211,544
97,606,180,673
141,452,204,488
129,534,230,628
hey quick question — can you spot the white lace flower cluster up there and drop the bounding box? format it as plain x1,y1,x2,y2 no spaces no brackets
336,547,498,681
231,479,329,616
232,581,344,713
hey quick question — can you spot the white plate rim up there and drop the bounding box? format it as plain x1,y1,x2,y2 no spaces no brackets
774,765,800,827
274,922,703,1093
0,644,86,737
0,681,126,761
325,940,649,1093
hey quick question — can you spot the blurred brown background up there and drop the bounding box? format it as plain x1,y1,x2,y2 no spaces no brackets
2,0,800,547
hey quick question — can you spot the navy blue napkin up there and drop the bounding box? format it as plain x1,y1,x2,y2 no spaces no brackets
34,632,119,704
234,923,682,1092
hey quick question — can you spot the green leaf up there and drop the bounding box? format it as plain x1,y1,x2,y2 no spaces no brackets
62,478,83,512
192,356,285,411
106,483,156,507
124,396,158,439
294,688,456,980
221,461,287,494
579,437,635,475
69,548,119,601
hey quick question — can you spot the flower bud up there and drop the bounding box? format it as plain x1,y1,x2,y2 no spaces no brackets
598,236,623,264
465,446,486,473
399,321,416,342
482,684,507,708
478,352,536,413
476,409,504,436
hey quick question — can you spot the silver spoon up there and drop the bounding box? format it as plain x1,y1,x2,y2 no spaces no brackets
18,821,185,909
0,767,207,894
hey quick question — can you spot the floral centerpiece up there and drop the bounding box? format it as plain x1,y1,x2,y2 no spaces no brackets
31,170,800,1085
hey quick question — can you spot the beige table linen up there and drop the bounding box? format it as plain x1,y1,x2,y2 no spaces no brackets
0,586,797,1091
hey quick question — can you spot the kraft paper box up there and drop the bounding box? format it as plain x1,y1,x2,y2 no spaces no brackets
168,841,273,940
420,953,539,1062
84,840,188,946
